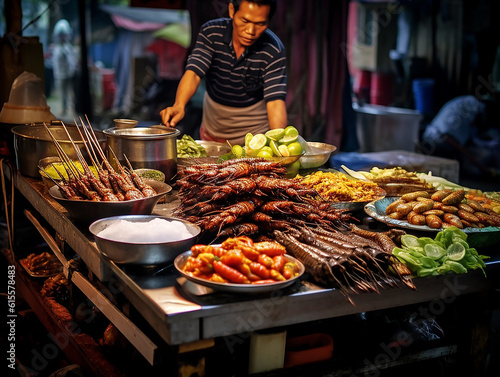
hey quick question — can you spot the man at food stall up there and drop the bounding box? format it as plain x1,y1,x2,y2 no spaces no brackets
159,0,287,145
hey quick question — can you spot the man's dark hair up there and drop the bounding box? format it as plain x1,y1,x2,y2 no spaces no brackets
229,0,277,20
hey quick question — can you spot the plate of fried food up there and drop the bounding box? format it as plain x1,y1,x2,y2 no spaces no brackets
20,252,62,278
341,166,435,196
174,237,305,294
297,170,386,211
365,193,500,233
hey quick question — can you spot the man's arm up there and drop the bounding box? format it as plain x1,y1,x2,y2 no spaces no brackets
266,99,287,129
160,70,202,127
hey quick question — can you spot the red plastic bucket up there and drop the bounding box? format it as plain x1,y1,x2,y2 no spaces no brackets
370,72,394,106
353,70,371,103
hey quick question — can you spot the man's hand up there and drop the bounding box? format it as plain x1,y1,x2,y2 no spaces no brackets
159,70,201,127
160,105,185,127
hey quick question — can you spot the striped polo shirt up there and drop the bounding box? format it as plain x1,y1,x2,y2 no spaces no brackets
185,18,287,108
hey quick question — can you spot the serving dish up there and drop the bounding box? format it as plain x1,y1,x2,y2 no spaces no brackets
89,215,201,265
174,251,305,294
330,192,385,211
49,180,172,223
20,257,62,278
365,197,500,246
299,142,337,169
177,140,231,166
194,140,231,156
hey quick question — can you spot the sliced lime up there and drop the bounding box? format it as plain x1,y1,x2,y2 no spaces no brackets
401,234,420,248
278,144,290,156
447,243,466,261
248,133,267,150
424,244,447,260
278,134,299,145
245,132,254,147
269,140,282,156
265,128,285,142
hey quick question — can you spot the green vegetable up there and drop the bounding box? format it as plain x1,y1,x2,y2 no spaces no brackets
392,227,490,278
177,134,208,158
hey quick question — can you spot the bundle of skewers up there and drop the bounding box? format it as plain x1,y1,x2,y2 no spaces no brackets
39,117,157,202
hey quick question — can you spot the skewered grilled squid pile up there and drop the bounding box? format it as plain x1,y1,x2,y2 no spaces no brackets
274,224,415,304
41,119,157,201
174,158,415,302
174,158,353,237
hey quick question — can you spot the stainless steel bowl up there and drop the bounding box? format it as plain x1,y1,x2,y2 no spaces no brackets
299,142,337,169
12,122,105,178
177,140,231,166
89,215,201,265
194,140,231,156
49,180,172,224
104,126,180,184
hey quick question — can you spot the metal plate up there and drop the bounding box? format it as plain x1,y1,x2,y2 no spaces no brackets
331,196,385,212
174,251,305,294
365,197,500,234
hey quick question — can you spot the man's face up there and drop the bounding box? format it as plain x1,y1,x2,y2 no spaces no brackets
229,1,271,48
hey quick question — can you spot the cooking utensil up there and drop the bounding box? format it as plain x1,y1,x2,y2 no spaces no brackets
11,122,105,178
89,215,201,265
49,179,172,224
104,126,180,184
299,142,337,169
113,119,138,129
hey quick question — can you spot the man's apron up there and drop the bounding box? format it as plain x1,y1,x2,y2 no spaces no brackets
200,93,269,145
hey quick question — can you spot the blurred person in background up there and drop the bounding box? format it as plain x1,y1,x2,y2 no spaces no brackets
421,94,500,177
51,19,77,116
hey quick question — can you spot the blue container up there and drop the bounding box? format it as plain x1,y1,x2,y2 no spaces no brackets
412,78,435,114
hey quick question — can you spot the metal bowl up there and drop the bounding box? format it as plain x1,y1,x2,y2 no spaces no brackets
177,140,231,166
48,180,172,224
89,215,201,265
299,142,337,169
194,140,231,156
104,126,180,184
113,118,138,129
12,122,105,178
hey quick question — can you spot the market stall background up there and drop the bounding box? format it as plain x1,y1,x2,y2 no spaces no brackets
1,0,500,182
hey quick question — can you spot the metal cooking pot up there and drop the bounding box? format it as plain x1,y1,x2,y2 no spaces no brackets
11,122,105,178
104,126,180,184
